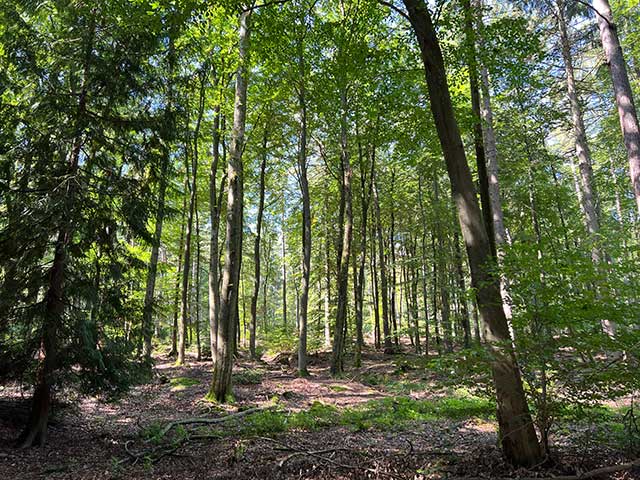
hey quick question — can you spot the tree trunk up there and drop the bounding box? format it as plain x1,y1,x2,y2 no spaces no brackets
373,170,393,353
593,0,640,216
281,205,287,329
462,0,495,258
323,188,332,348
178,73,205,365
454,230,471,348
142,146,169,363
556,0,601,254
331,85,353,376
250,127,268,359
208,11,250,402
195,203,202,361
401,0,542,466
298,37,311,376
370,226,381,350
209,82,226,363
354,136,374,367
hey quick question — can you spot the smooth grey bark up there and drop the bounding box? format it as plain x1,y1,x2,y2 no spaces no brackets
400,0,542,466
593,0,640,216
178,73,205,365
330,85,353,376
454,230,471,348
209,102,223,362
462,0,495,258
354,136,374,367
209,11,250,402
297,37,310,376
323,188,331,348
556,0,601,253
250,128,267,360
373,171,393,353
281,206,287,328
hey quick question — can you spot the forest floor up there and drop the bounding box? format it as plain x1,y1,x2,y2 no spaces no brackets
0,348,638,479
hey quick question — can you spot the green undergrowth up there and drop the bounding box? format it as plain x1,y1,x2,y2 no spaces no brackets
166,394,497,440
169,376,201,391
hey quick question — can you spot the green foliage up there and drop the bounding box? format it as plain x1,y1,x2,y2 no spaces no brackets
169,376,201,391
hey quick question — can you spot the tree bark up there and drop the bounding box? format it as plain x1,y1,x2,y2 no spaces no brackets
208,11,250,402
462,0,495,258
556,0,601,254
373,171,393,353
250,127,268,359
297,32,311,376
331,85,354,376
354,135,374,367
179,73,205,365
593,0,640,216
400,0,542,466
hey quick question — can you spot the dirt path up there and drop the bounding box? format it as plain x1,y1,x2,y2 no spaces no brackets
0,351,637,479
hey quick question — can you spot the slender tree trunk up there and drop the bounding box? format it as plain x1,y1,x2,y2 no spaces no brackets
556,0,601,255
195,204,202,361
354,136,374,367
323,188,332,348
331,85,353,376
462,0,495,258
142,148,169,363
281,206,287,329
298,39,311,376
370,227,381,350
431,229,441,353
170,207,186,358
373,172,393,353
593,0,640,216
178,73,205,365
208,11,250,402
250,127,268,359
454,230,471,348
142,34,174,361
418,176,431,356
389,177,399,347
401,0,542,465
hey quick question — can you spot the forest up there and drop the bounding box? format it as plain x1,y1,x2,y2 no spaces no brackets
1,0,639,478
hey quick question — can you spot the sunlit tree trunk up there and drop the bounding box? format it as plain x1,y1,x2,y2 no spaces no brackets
178,73,205,365
401,0,542,465
331,85,353,376
250,127,267,359
208,11,250,401
593,0,640,216
556,0,601,256
297,38,311,376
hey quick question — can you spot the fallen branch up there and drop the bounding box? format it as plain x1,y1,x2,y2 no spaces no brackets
542,458,640,480
255,436,407,479
157,406,271,438
464,458,640,480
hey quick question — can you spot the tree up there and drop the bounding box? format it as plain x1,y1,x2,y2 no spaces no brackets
399,0,543,466
592,0,640,217
208,10,251,402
